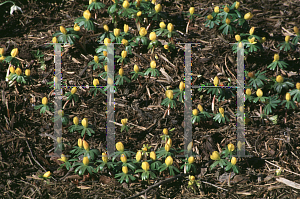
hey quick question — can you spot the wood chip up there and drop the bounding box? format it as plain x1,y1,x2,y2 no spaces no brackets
276,177,300,190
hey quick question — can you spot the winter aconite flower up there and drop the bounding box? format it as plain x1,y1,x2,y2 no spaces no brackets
273,54,279,62
104,38,111,46
244,12,253,20
139,27,147,37
120,154,127,163
123,0,130,9
83,140,89,151
121,118,128,125
71,87,77,95
142,161,150,171
94,55,99,63
58,154,67,162
93,78,99,86
207,14,213,20
235,35,241,42
52,37,58,43
73,116,79,125
219,107,224,115
137,11,142,17
103,24,109,32
276,75,284,83
42,97,48,105
60,26,67,35
78,138,83,148
224,6,229,13
256,89,263,97
116,142,124,152
149,32,156,41
231,157,237,165
246,88,251,96
286,92,291,101
150,60,156,69
235,2,240,9
122,166,128,174
192,109,198,116
160,22,166,29
102,152,108,163
83,156,89,165
179,81,185,91
82,118,88,128
249,27,255,35
114,28,120,37
43,171,51,178
121,39,128,46
166,90,173,99
74,23,80,31
228,143,235,152
210,151,220,160
214,6,219,13
11,48,19,57
136,151,142,162
165,156,173,166
167,23,174,32
165,143,170,152
124,24,129,33
189,7,195,15
0,48,4,56
213,76,219,86
155,4,162,12
285,35,290,43
15,68,22,76
150,151,156,160
225,18,231,25
188,156,195,164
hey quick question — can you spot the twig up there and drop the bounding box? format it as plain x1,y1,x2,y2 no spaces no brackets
201,180,228,191
18,180,41,196
265,160,300,177
276,177,300,190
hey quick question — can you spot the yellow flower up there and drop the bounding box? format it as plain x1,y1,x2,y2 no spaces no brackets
25,69,30,76
189,175,195,181
246,88,251,96
122,166,128,174
187,141,193,152
83,140,90,151
137,11,142,17
197,104,203,112
122,39,128,46
248,37,256,44
102,152,108,163
294,26,299,35
89,0,96,4
74,23,80,31
123,0,130,9
73,116,79,125
238,42,243,48
78,138,83,148
188,156,195,164
167,23,174,32
10,67,15,74
163,128,168,135
249,27,255,35
189,7,195,15
108,77,113,85
214,6,219,13
276,75,284,83
71,87,77,95
179,81,185,91
58,154,67,162
116,142,124,152
260,37,266,43
136,151,142,162
225,18,231,25
142,147,147,152
167,138,172,147
150,151,156,160
0,48,4,56
256,89,263,97
149,32,156,41
104,38,111,46
151,0,156,4
93,78,99,86
103,51,108,57
52,37,58,43
150,60,156,69
224,6,229,13
219,107,224,114
166,90,173,99
94,55,99,63
60,26,67,34
231,157,237,165
121,50,127,58
155,4,162,13
120,154,127,163
192,109,198,116
15,68,22,76
83,10,91,20
274,54,279,62
165,143,170,152
121,118,128,125
296,82,300,90
11,48,19,57
235,35,241,42
286,92,291,101
228,143,235,152
118,68,124,76
41,97,48,105
114,28,120,37
160,22,166,29
134,64,139,73
142,161,150,171
244,12,253,20
124,24,129,33
104,65,108,72
210,151,220,160
213,76,219,86
103,24,109,32
43,171,51,178
83,156,89,165
139,27,147,37
164,44,169,49
285,35,290,43
136,0,140,7
235,2,240,9
207,14,213,20
165,156,173,166
82,118,88,128
0,56,5,61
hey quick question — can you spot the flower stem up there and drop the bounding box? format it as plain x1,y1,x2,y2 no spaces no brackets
186,19,190,34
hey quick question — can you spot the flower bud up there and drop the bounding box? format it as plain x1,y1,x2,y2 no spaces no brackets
136,151,142,162
103,24,109,32
134,64,139,73
120,154,127,163
165,143,170,152
235,35,241,42
43,171,51,178
149,32,157,41
93,78,99,86
160,22,166,29
167,138,172,147
164,44,169,49
52,37,58,43
189,175,195,181
248,37,256,44
89,0,96,5
187,141,193,152
102,152,108,163
228,143,235,151
249,27,255,35
225,18,231,25
276,75,284,83
296,82,300,90
231,157,237,165
122,166,128,174
246,88,251,96
73,116,79,125
121,50,127,58
139,27,147,37
25,69,30,76
151,0,156,4
58,154,67,162
294,26,299,35
104,38,111,46
150,60,156,69
256,89,263,97
15,68,22,76
94,55,99,63
179,81,185,91
260,37,266,43
235,2,240,9
116,142,124,152
108,77,113,85
210,151,220,160
214,6,219,13
121,118,128,125
285,35,290,43
10,67,15,74
219,107,224,114
124,24,129,33
165,156,173,166
286,92,291,101
60,26,67,34
83,140,90,151
213,76,219,86
136,0,140,7
155,4,162,13
166,90,173,99
0,48,4,56
70,87,77,95
104,65,108,72
82,118,88,128
248,72,255,78
121,39,128,46
207,14,213,20
197,104,203,112
114,28,120,37
103,51,108,57
123,0,130,9
188,156,195,164
192,109,198,116
244,12,253,20
224,6,229,13
11,48,19,58
274,54,279,61
42,97,48,105
142,161,150,171
78,138,83,148
167,23,174,32
162,128,168,135
74,23,80,31
83,156,89,165
136,11,142,17
150,151,156,160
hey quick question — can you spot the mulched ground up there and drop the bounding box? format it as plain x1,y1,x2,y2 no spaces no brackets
1,0,300,198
